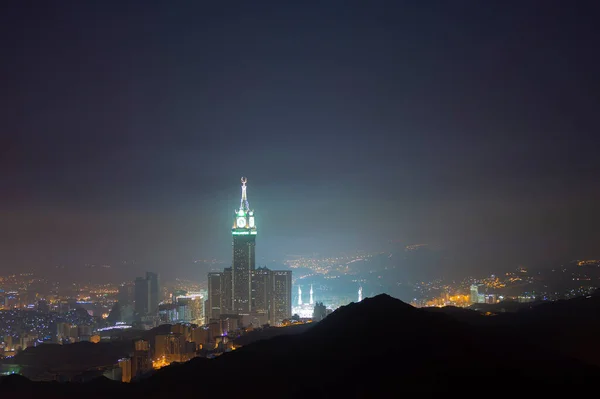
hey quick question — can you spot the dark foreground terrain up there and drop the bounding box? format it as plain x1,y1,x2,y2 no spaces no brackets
2,294,599,397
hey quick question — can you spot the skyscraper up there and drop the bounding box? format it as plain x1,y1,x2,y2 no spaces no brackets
271,270,292,325
207,272,223,321
207,177,292,327
146,272,160,314
134,277,150,316
118,282,135,305
251,267,271,315
222,267,233,314
231,177,257,315
135,272,160,317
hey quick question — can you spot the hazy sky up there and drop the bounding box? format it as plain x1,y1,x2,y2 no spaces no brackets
1,1,599,278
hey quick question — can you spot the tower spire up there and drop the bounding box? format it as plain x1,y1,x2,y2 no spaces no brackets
309,284,314,305
240,177,249,211
298,285,302,306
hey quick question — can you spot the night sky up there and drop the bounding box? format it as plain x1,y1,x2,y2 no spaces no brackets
1,1,599,279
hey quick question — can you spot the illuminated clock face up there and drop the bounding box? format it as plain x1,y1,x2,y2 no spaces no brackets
249,217,255,228
237,217,246,228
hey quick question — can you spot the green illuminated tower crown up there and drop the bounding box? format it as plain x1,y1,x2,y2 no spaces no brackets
232,177,257,235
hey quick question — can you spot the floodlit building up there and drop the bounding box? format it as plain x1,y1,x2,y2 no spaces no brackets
231,177,257,315
208,177,292,326
292,284,316,319
154,333,195,364
470,284,485,304
175,292,205,325
119,339,151,381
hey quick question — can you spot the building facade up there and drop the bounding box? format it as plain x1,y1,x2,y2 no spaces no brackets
207,272,223,321
251,267,271,315
134,277,150,316
135,272,161,324
271,270,292,325
231,177,257,315
222,267,233,313
146,272,160,314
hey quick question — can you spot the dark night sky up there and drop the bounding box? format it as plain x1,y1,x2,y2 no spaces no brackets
1,1,599,279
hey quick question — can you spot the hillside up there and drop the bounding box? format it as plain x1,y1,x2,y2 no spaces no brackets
2,294,599,397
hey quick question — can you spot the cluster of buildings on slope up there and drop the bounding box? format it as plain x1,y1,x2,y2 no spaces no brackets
119,323,228,382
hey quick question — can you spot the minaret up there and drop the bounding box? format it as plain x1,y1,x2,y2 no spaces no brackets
298,286,302,306
309,284,314,305
358,286,363,302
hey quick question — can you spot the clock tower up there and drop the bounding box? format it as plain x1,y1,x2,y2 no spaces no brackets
231,177,257,314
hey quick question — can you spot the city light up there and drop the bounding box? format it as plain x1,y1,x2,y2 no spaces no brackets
232,230,257,235
96,324,132,332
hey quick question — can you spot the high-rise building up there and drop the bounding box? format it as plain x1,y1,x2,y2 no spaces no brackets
207,177,292,327
131,339,151,379
470,284,485,304
119,358,132,383
159,303,178,324
222,267,233,313
231,177,257,315
135,273,160,317
207,272,223,321
271,270,292,325
175,293,204,324
118,283,135,305
146,272,160,314
251,267,271,316
134,277,150,316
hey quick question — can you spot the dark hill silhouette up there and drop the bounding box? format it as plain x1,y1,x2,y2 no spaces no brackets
140,294,599,396
433,295,600,368
233,321,312,346
5,341,131,372
2,294,599,397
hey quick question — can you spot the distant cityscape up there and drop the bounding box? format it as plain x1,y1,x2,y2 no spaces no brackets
1,255,599,380
1,178,600,381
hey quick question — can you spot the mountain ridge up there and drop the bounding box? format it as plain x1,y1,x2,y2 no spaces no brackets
2,294,599,397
